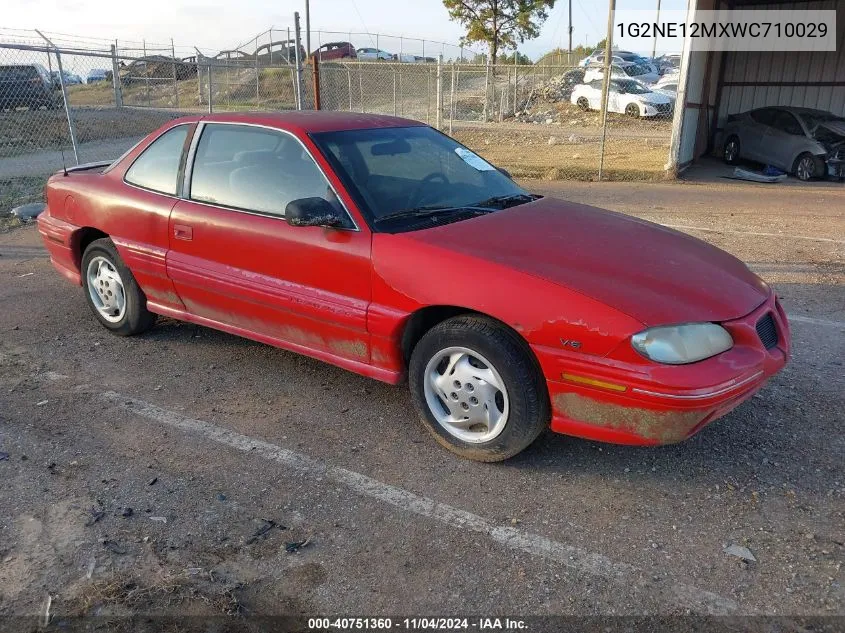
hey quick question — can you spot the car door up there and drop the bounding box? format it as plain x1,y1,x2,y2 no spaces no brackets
587,80,603,109
742,109,776,162
761,110,807,171
166,122,373,365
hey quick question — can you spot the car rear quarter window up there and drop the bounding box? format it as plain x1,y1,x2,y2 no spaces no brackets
124,125,189,195
188,124,340,219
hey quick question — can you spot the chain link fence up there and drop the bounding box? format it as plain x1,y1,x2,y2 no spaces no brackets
1,38,678,214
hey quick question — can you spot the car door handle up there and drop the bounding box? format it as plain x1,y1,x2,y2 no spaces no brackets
173,224,193,241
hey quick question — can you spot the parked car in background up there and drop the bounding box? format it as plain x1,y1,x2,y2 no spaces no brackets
357,47,393,61
119,55,197,86
37,111,789,461
655,54,681,75
86,69,109,83
50,70,83,86
722,107,845,180
571,78,673,117
583,61,660,85
650,76,679,101
393,52,418,63
312,42,357,61
0,63,61,111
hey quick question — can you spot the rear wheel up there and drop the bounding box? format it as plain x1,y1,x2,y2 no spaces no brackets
793,152,823,181
81,238,156,336
723,135,741,165
409,315,550,462
625,102,640,118
576,97,589,111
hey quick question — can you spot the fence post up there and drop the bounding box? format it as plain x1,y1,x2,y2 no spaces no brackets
143,39,151,107
111,44,123,107
483,55,491,122
294,12,304,110
435,55,442,129
449,62,455,135
35,30,79,165
207,64,213,113
598,0,617,181
255,35,261,108
171,39,179,108
312,57,321,110
392,70,397,116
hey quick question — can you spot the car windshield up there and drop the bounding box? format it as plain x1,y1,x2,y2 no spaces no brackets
311,126,531,229
799,110,845,129
613,80,650,95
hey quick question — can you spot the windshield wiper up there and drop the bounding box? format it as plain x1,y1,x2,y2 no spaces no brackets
471,193,540,209
374,204,493,224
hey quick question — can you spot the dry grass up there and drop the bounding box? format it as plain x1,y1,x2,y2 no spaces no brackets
453,127,670,181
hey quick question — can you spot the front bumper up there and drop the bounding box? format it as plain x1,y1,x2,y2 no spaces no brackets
533,294,790,445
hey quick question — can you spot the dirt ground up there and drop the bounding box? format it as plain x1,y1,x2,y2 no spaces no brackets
0,178,843,630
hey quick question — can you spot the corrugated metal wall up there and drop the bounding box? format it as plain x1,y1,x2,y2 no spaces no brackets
717,0,845,125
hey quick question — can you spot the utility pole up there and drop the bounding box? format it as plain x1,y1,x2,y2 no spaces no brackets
305,0,311,59
651,0,662,59
568,0,573,60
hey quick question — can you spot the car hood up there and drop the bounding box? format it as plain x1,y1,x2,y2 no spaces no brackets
635,92,672,104
403,198,769,326
815,120,845,137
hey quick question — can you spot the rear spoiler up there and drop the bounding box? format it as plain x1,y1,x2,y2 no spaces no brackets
63,160,113,175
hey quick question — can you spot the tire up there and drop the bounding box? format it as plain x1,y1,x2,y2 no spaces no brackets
408,315,550,462
793,152,823,181
576,97,589,111
723,135,740,165
81,238,156,336
625,102,640,118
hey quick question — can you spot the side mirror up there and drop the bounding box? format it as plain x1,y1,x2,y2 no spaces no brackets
497,167,513,179
285,197,344,228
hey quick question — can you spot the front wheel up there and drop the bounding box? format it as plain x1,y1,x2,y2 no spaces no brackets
81,238,156,336
625,102,640,118
576,97,590,111
723,135,741,164
409,315,550,462
793,152,823,181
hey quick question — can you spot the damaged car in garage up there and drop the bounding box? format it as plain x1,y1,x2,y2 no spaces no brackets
723,106,845,181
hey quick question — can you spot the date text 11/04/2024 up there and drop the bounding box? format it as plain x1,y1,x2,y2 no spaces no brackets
307,618,527,630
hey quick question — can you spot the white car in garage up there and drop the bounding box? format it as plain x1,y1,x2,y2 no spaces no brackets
570,79,673,118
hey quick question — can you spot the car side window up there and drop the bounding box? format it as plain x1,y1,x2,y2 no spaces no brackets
189,124,345,221
124,125,189,195
750,109,775,126
772,111,803,135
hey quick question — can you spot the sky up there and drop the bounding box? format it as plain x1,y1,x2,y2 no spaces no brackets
5,0,688,61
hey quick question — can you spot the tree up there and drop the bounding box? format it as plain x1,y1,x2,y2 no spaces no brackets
443,0,556,65
499,51,531,64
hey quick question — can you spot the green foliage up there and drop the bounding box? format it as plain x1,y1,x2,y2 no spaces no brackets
443,0,555,64
498,51,532,64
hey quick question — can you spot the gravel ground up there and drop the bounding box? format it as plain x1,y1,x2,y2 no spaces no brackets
0,179,843,629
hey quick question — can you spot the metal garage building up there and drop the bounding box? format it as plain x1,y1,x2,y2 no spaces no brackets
668,0,844,174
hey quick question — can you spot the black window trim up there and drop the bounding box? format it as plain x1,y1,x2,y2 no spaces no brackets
122,122,194,198
181,121,359,231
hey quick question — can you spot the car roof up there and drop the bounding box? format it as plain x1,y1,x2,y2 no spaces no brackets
753,106,829,116
176,111,426,134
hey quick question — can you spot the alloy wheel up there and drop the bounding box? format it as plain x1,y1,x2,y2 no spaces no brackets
422,346,509,444
86,256,126,323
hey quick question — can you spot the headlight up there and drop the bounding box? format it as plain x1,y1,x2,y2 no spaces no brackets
631,323,733,364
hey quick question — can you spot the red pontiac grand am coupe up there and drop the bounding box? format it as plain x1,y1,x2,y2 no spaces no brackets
38,112,790,461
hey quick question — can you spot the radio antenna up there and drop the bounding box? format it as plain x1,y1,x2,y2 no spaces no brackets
60,150,68,176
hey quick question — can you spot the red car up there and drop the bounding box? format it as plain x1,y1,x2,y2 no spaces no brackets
312,42,357,61
38,112,790,461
